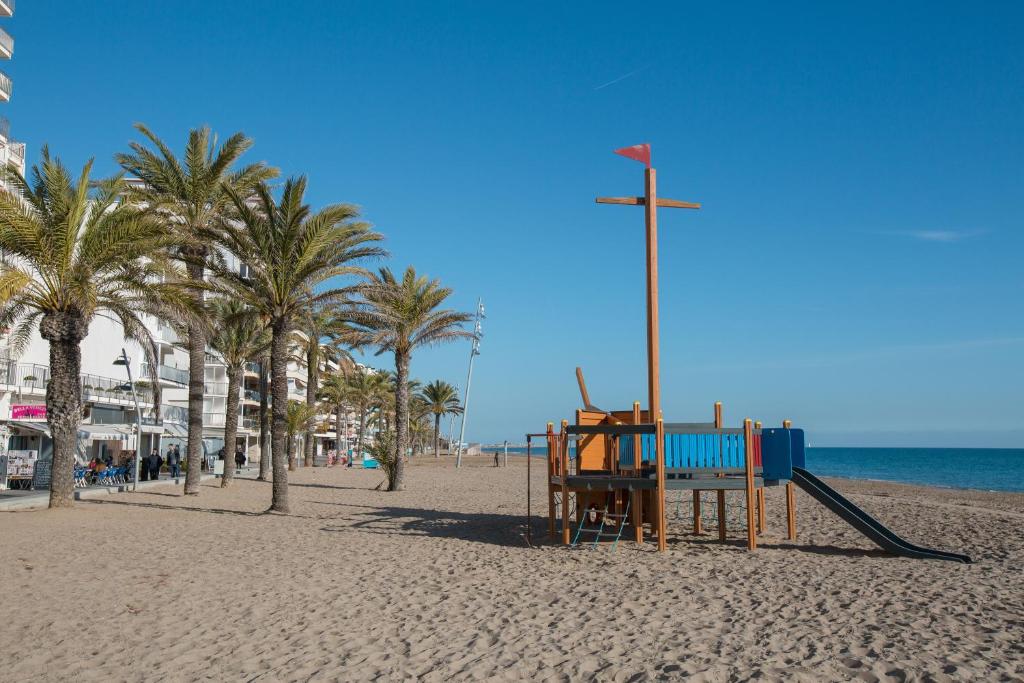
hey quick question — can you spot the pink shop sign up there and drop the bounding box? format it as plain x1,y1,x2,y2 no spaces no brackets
11,404,47,420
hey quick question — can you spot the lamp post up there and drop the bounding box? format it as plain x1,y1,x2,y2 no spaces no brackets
455,299,484,468
113,348,143,491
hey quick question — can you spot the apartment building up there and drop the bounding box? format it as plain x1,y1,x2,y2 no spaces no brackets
0,0,25,185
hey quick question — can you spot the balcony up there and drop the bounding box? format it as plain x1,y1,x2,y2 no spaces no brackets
203,412,225,427
0,116,8,142
0,71,10,103
161,404,188,424
0,27,12,59
0,1,13,19
140,362,189,387
1,362,155,406
244,361,261,376
204,382,228,396
242,389,261,403
156,322,179,345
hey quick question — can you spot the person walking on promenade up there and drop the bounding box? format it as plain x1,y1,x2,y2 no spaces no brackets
166,445,178,478
147,449,162,481
234,447,245,471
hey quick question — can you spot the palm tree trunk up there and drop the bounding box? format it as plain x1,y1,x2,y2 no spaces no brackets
433,413,441,458
304,345,318,467
40,312,86,508
184,262,206,495
221,366,241,487
335,403,343,464
270,321,290,513
356,403,366,463
258,358,271,481
390,351,410,491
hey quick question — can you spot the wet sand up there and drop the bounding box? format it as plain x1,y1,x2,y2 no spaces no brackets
0,457,1021,681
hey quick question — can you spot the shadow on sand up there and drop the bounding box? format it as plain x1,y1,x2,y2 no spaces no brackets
320,502,538,548
79,498,318,519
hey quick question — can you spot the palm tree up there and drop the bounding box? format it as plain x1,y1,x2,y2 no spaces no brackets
293,307,354,467
216,177,384,513
116,124,277,496
349,267,472,491
0,149,193,507
318,371,352,463
343,366,387,464
285,400,318,471
256,351,271,480
207,298,270,487
420,380,462,458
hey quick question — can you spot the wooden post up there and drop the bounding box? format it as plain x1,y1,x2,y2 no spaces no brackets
783,418,796,540
644,168,661,422
714,402,726,542
656,417,667,552
743,418,756,551
754,420,766,535
693,491,703,535
632,401,643,544
546,422,556,539
560,420,570,545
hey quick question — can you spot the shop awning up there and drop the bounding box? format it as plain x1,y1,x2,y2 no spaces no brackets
77,425,130,442
9,421,51,437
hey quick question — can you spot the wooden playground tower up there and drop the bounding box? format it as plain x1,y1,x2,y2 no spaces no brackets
532,144,798,552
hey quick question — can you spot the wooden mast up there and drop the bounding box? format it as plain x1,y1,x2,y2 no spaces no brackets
596,145,700,424
644,168,660,419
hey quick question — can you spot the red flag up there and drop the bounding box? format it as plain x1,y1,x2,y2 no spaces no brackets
613,143,651,168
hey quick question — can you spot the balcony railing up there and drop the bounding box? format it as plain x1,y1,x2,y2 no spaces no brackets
0,116,8,141
0,1,14,19
81,372,155,405
140,362,188,386
244,361,261,374
0,71,11,101
204,382,228,396
0,27,13,57
203,412,225,427
243,389,262,402
242,417,259,430
161,404,188,424
2,362,155,405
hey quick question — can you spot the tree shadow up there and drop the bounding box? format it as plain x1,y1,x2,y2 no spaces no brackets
80,498,314,519
677,533,891,558
286,482,374,492
320,502,538,548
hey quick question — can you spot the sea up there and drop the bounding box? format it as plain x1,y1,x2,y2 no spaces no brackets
489,446,1024,493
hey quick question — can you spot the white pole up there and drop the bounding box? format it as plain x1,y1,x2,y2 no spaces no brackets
503,439,508,467
121,348,143,492
455,299,484,468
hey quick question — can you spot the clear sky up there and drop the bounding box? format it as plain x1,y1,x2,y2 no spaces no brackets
8,2,1023,446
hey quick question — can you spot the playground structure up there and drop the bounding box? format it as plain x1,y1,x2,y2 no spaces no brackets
525,145,971,563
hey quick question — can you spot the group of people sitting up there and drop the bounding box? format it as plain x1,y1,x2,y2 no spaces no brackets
80,443,249,485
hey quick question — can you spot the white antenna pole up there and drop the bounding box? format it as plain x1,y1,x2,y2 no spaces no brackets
455,299,484,468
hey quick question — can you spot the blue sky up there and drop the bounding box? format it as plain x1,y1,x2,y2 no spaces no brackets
8,2,1023,446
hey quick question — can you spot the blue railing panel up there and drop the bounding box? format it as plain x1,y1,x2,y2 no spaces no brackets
616,432,751,470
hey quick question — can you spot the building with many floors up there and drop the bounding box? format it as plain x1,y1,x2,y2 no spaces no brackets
0,0,25,185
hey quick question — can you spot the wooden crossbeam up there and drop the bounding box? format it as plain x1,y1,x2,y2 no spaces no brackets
596,196,701,209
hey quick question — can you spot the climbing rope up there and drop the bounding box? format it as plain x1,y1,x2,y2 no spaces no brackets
670,490,749,528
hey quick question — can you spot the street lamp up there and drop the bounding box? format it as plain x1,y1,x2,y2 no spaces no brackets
455,298,485,468
113,348,143,491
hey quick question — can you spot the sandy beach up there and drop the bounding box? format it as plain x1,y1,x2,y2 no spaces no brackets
1,457,1022,682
